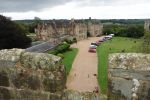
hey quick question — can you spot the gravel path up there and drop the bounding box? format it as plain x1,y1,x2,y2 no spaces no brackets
66,37,103,92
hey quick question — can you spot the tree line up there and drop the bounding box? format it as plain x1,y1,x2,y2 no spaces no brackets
103,24,144,38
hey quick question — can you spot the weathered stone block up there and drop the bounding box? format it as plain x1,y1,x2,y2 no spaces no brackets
20,52,61,70
108,53,150,100
0,49,24,68
109,53,150,70
0,49,66,96
62,90,106,100
17,89,50,100
43,67,66,92
49,93,62,100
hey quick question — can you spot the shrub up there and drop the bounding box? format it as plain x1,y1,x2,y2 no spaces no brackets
48,50,58,55
64,39,73,44
56,43,70,53
57,53,64,59
49,43,70,55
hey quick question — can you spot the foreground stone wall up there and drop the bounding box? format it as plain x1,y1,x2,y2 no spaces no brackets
108,53,150,100
62,90,106,100
0,49,66,100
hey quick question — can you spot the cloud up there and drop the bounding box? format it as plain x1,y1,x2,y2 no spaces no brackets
0,0,72,12
0,0,150,12
3,2,150,20
74,0,150,7
1,0,150,19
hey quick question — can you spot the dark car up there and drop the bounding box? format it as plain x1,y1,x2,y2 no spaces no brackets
91,42,99,46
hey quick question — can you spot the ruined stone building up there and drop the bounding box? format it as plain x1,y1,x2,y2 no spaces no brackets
144,19,150,31
35,18,103,41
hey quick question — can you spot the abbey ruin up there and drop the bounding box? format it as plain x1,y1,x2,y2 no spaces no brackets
35,18,103,41
144,19,150,31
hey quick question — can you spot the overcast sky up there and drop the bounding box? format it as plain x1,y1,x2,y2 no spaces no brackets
0,0,150,20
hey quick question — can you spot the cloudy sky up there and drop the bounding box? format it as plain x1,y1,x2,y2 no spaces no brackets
0,0,150,20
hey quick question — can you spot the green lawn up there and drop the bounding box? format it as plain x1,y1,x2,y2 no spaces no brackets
62,48,78,75
97,37,142,94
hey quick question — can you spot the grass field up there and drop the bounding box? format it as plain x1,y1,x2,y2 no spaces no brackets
97,37,142,94
62,48,78,75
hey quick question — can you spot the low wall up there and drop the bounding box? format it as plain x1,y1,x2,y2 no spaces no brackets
108,53,150,100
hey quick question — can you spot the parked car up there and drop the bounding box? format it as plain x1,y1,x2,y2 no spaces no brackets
98,39,104,42
90,45,97,49
91,42,99,46
88,48,96,53
109,34,114,36
104,36,112,40
96,41,102,45
96,34,100,37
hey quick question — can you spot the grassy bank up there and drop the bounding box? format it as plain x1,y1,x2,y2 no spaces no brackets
97,37,142,94
62,48,78,75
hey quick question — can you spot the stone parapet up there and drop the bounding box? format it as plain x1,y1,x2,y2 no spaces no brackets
0,49,66,100
108,53,150,100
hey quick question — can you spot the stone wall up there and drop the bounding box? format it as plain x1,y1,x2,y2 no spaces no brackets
108,53,150,100
62,90,106,100
0,49,66,100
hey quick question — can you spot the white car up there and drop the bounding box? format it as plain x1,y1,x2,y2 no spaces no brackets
109,34,114,36
104,35,112,40
90,45,97,49
105,35,112,38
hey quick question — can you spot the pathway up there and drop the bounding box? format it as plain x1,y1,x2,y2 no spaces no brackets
66,37,103,92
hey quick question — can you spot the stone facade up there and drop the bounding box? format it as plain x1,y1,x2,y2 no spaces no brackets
108,53,150,100
35,19,103,41
144,20,150,31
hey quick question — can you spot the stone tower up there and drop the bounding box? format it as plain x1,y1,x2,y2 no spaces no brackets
144,19,150,31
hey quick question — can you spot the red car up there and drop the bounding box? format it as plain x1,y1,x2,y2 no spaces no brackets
88,48,96,53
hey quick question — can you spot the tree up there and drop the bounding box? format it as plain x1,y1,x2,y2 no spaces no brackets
126,25,144,38
0,15,31,50
103,24,144,38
